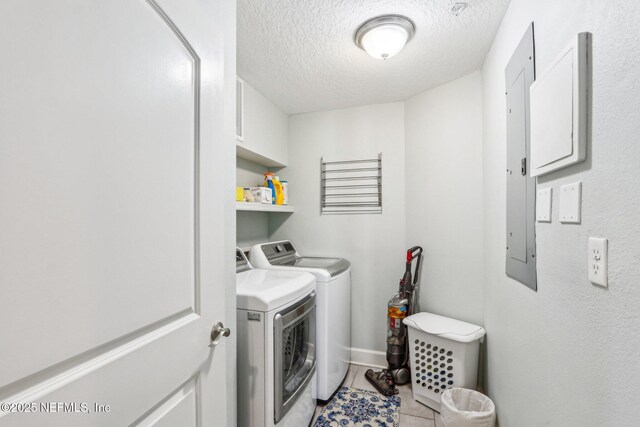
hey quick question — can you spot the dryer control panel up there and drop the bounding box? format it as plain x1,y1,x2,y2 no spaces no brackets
236,248,251,273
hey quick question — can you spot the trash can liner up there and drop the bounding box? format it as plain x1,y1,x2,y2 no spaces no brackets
440,388,496,427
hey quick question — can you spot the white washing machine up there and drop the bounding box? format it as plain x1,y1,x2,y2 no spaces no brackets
249,241,351,401
235,249,317,427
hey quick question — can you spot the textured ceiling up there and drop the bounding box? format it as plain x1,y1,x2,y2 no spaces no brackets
238,0,510,114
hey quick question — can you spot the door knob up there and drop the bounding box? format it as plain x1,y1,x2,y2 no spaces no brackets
209,322,231,347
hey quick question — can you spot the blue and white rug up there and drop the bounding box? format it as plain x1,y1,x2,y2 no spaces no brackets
313,387,401,427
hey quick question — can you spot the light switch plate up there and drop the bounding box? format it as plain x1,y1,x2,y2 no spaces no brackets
588,237,608,287
536,187,552,222
559,182,582,223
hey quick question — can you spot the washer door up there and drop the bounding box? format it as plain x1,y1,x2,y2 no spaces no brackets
274,292,316,423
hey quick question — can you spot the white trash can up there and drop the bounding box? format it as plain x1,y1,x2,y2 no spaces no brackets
440,388,496,427
403,312,486,412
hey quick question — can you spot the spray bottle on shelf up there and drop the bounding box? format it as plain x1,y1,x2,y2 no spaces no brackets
264,173,276,205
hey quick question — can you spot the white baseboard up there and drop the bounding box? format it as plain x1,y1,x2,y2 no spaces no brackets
350,347,386,369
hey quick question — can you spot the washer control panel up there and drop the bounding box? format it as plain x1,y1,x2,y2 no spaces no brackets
262,241,296,263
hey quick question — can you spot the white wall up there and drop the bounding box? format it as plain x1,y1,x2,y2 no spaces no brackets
270,103,406,359
405,71,484,326
269,74,486,364
482,1,640,425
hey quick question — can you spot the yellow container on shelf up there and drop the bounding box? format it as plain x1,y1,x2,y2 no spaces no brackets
236,187,245,202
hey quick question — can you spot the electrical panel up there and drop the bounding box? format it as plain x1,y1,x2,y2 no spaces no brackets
505,23,537,291
530,33,590,177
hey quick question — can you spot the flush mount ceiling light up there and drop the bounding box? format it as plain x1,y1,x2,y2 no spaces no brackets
355,15,416,60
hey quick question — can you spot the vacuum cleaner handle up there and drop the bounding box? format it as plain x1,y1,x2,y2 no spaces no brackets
406,246,423,288
406,246,423,263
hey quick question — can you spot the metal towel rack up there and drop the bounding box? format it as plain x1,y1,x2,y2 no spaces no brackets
320,153,382,215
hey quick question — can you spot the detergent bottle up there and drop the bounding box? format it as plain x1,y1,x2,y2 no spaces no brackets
264,173,276,205
264,173,284,205
273,176,284,205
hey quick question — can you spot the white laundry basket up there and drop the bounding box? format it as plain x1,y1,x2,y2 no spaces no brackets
403,312,486,412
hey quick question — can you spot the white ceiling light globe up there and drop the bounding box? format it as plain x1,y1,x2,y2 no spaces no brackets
360,24,408,60
355,15,416,61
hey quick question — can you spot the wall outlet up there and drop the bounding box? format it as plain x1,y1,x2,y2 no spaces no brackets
588,237,608,287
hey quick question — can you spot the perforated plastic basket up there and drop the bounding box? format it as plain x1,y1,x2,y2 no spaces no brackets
403,312,486,412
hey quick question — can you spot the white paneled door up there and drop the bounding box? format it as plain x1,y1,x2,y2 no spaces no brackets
0,0,234,426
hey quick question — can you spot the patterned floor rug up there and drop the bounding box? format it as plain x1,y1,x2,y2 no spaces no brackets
313,386,401,427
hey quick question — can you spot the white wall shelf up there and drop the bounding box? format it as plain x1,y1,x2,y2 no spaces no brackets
236,202,295,213
236,143,286,168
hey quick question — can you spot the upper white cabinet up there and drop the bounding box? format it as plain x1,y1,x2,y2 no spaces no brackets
236,77,288,167
530,33,590,177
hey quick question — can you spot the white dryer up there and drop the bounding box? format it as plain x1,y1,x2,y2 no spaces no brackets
249,241,351,401
235,249,317,427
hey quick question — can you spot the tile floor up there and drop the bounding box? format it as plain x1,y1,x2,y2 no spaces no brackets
312,364,444,426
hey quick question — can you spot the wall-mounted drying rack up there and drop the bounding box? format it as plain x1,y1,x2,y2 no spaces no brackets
320,153,382,215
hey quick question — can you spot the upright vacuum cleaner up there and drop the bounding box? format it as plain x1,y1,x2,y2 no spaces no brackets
365,246,423,396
